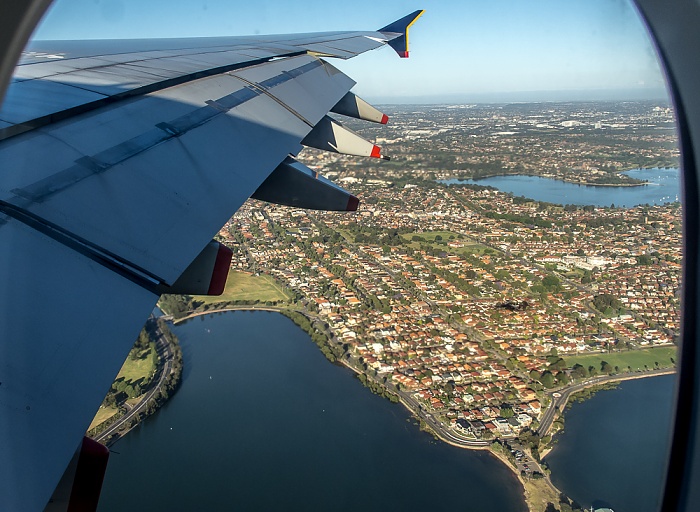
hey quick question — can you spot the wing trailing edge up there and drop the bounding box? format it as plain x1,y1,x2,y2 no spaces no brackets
158,241,233,296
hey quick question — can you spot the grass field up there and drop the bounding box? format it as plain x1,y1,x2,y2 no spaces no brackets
88,406,119,430
401,231,493,256
196,270,290,304
401,230,463,242
564,346,677,371
116,343,157,384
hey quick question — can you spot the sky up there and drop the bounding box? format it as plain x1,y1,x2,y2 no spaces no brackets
32,0,670,103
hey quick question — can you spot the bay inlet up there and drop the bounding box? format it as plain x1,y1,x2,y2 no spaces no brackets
97,311,527,511
98,171,679,511
441,168,680,207
545,375,675,512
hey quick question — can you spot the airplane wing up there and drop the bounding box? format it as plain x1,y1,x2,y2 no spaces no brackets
0,9,424,512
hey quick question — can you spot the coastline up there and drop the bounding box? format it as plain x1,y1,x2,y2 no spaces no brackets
444,171,650,188
153,307,677,512
89,318,183,446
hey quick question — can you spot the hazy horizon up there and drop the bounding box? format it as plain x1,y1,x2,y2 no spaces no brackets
366,87,671,105
33,0,670,105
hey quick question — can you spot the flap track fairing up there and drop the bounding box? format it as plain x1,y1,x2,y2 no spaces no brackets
252,156,359,211
301,115,389,160
331,92,388,124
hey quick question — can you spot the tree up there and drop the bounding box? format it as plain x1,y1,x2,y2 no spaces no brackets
549,357,566,371
542,275,560,290
540,371,556,388
571,364,588,379
501,407,515,418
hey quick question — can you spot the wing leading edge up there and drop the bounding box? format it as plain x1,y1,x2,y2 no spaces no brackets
0,9,424,512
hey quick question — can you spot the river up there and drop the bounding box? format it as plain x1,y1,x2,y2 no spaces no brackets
97,311,526,511
441,168,680,207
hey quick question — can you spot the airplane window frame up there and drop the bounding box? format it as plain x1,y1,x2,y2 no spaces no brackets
0,1,697,511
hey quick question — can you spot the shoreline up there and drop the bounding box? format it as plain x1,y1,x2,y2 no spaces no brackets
443,171,650,188
89,318,183,446
171,305,289,324
158,307,677,512
540,368,676,437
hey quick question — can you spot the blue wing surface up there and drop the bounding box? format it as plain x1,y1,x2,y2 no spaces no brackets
0,12,422,512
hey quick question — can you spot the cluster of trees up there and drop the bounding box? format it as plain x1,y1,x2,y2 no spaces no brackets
157,318,184,401
281,310,343,363
343,222,409,247
356,373,400,403
583,215,626,229
529,369,568,388
543,494,585,512
479,208,555,229
519,428,542,461
159,294,202,319
570,361,620,379
92,319,184,442
592,293,624,317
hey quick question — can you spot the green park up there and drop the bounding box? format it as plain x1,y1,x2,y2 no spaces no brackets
195,270,290,304
564,345,677,373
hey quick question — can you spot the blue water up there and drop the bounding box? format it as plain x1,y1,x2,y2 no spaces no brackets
442,168,680,207
545,375,675,512
97,311,526,511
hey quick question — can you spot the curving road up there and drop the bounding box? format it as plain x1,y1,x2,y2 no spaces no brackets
537,368,675,436
94,328,174,444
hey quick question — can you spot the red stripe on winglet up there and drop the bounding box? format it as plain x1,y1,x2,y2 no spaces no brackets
380,114,389,125
370,145,381,158
401,51,410,58
207,243,233,296
67,437,109,512
346,195,360,211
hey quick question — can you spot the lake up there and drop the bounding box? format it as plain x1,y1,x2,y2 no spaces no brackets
97,311,527,511
441,168,680,207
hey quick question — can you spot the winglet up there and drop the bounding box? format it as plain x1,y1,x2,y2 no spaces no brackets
378,9,425,58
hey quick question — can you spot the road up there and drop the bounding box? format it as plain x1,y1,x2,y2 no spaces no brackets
537,368,675,436
94,328,174,444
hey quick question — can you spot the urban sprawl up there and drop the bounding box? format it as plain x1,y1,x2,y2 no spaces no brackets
217,101,680,443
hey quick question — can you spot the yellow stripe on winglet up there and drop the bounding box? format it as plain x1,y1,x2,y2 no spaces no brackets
404,9,425,56
378,9,426,58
